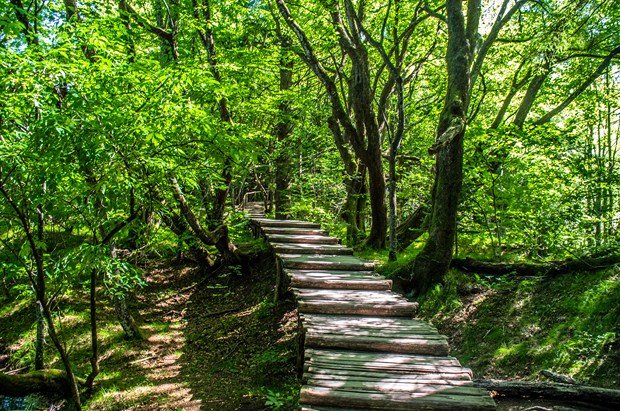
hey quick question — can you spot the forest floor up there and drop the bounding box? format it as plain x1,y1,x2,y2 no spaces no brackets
0,246,301,410
414,267,620,410
2,239,619,410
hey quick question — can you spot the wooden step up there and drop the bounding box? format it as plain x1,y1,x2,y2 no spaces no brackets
263,227,328,236
304,363,473,380
254,218,321,228
301,315,438,336
305,333,448,355
295,289,418,317
300,385,496,410
281,255,375,271
287,270,391,290
273,244,353,255
268,234,340,245
304,349,463,368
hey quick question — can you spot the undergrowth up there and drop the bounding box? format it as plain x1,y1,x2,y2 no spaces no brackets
417,268,620,388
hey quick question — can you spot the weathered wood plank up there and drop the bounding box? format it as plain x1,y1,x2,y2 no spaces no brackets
268,234,340,244
304,326,439,338
280,255,375,271
274,244,354,255
306,362,464,375
306,378,476,394
255,219,321,228
299,301,418,317
263,227,329,235
306,374,471,385
300,386,496,410
305,334,449,355
286,269,385,279
300,315,433,329
290,276,392,290
304,367,473,381
304,349,461,367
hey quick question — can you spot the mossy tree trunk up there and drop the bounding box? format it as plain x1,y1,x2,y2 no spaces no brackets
410,0,478,293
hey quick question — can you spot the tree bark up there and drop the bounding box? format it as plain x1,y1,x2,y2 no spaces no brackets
274,35,294,220
513,67,548,128
409,0,475,294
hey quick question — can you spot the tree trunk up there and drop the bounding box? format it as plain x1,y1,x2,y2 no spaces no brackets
85,268,99,388
409,0,475,294
110,246,142,339
34,301,45,370
513,69,548,128
275,36,294,220
365,150,387,249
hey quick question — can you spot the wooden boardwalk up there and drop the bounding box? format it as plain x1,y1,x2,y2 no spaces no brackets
247,203,495,410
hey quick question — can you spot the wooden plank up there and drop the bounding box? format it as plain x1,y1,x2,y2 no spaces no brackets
306,361,464,375
306,374,470,385
268,234,340,244
263,227,329,235
305,334,449,355
305,349,461,367
280,255,375,271
286,269,385,279
290,276,392,291
304,367,473,381
299,301,418,317
305,349,459,366
304,326,439,338
274,244,354,255
306,378,475,393
300,386,496,410
255,219,321,228
300,316,434,332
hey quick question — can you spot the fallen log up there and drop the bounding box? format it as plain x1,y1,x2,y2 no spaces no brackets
474,379,620,406
0,369,84,397
450,254,620,277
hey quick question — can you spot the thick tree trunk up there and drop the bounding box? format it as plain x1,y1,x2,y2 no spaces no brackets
365,150,387,249
342,165,367,245
410,0,475,294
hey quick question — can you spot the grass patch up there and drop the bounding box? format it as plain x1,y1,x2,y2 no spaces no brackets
417,267,620,387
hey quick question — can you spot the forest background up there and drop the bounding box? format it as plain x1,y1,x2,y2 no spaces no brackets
0,0,619,409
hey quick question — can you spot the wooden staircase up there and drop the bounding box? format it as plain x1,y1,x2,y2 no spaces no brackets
248,204,495,410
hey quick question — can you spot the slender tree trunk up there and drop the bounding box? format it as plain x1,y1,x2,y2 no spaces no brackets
513,70,548,128
275,36,294,220
110,245,142,339
34,300,45,370
85,268,99,389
